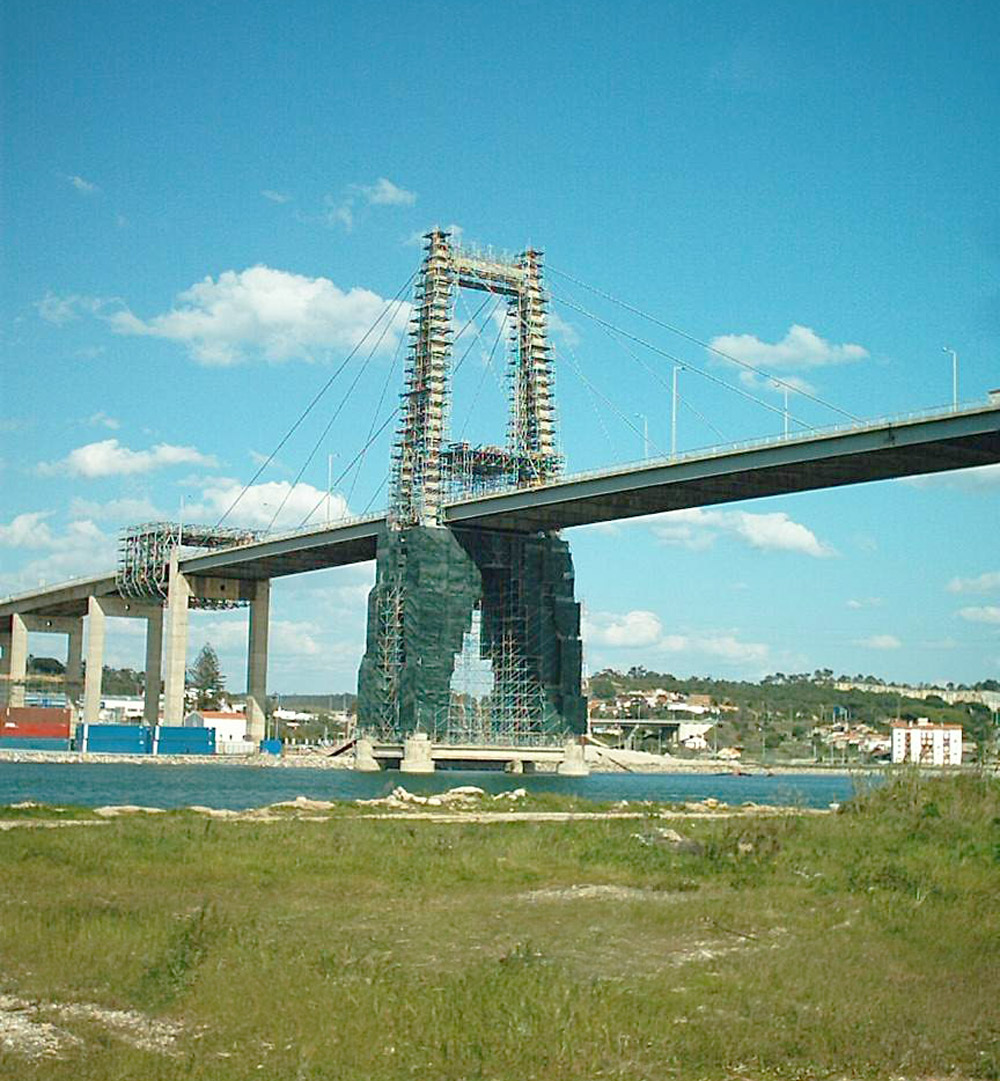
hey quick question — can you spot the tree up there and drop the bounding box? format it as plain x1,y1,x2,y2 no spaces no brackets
187,644,225,710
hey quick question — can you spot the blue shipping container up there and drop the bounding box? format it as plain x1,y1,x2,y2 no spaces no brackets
0,737,71,751
259,739,282,755
154,726,216,755
75,724,152,754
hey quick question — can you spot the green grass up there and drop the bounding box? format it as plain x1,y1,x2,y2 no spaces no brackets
0,773,998,1080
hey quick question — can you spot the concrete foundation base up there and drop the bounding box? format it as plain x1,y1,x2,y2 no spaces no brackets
400,732,435,774
353,738,381,772
557,740,590,776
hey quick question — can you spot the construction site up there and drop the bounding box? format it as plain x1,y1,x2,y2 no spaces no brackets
357,230,586,746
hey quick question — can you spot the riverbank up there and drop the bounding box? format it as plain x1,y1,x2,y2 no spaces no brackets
0,745,872,775
1,772,996,1080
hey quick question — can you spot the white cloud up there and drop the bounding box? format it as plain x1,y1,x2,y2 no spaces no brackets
948,571,1000,594
856,634,902,649
69,496,164,522
182,479,350,531
709,324,869,371
326,200,354,231
108,265,411,365
0,518,115,594
584,609,663,648
583,607,769,667
67,174,99,195
35,292,111,325
847,597,884,610
650,507,834,557
261,189,291,204
547,310,581,347
957,606,1000,625
903,463,1000,492
362,177,417,207
87,411,120,430
39,439,218,478
0,512,55,549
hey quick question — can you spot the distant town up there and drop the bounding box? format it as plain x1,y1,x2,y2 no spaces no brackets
3,650,997,767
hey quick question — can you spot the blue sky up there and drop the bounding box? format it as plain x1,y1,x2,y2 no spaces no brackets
2,0,998,693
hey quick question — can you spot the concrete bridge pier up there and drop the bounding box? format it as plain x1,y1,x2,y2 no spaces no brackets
0,614,30,708
245,579,270,746
83,598,165,724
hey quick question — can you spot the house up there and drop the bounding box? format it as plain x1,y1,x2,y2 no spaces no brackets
184,710,255,755
891,719,962,767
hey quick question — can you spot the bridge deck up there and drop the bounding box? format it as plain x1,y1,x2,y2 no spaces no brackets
2,404,998,617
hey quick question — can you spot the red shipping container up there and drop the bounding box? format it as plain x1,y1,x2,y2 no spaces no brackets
0,707,72,739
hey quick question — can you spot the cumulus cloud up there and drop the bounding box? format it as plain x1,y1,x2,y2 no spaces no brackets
650,507,834,557
584,609,663,648
583,607,769,667
0,512,55,548
709,324,869,372
948,571,1000,594
108,266,411,365
362,177,417,206
181,479,350,531
39,439,218,478
958,606,1000,625
856,634,902,649
0,517,115,594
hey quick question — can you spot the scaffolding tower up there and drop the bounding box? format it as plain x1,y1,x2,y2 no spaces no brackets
360,231,584,745
117,522,260,609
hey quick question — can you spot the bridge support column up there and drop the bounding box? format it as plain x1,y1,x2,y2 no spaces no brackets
66,619,84,706
143,606,163,726
163,554,191,726
83,598,107,724
6,615,28,708
400,732,435,773
246,579,270,747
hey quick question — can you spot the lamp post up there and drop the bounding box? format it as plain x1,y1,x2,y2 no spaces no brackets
943,346,958,409
636,413,649,459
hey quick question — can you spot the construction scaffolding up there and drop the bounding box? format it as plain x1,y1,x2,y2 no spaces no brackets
360,229,584,744
117,522,260,609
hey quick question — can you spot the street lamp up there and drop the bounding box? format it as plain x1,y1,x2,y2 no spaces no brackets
942,346,958,409
635,413,650,458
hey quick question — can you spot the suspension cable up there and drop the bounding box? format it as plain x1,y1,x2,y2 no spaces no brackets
548,265,860,422
214,269,417,529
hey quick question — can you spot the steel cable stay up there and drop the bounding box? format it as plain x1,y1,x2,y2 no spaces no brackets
345,315,408,509
265,276,414,533
550,288,815,430
566,292,731,446
214,268,418,530
547,265,860,424
296,291,500,529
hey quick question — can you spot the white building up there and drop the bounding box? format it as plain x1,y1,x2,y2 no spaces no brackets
891,719,962,766
184,710,255,755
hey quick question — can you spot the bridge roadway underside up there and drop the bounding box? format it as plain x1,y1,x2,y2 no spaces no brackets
2,406,998,621
442,407,1000,534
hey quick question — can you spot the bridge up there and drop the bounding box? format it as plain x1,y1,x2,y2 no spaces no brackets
2,228,999,768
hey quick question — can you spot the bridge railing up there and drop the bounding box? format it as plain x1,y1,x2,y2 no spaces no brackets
444,398,999,504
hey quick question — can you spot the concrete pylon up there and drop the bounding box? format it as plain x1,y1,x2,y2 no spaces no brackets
400,731,435,773
143,606,164,726
83,598,106,724
3,615,28,708
557,739,590,776
163,552,191,725
353,737,381,772
246,579,270,747
66,619,84,706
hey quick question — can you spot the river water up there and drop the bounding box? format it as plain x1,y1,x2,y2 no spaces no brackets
0,761,866,810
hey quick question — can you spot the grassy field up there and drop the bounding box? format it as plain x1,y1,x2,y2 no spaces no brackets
0,773,998,1080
